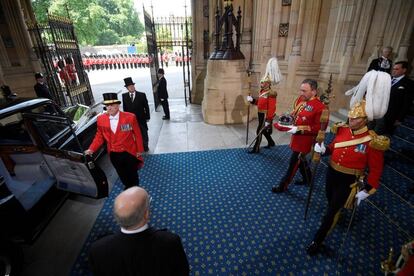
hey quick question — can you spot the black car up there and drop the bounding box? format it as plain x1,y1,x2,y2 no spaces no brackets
0,98,108,244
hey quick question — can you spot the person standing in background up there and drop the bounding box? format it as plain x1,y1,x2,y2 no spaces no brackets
122,77,151,152
33,73,53,100
157,68,170,120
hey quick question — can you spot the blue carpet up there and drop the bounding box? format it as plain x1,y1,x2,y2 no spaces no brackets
71,146,413,275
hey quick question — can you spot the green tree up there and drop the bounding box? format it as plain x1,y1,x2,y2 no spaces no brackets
97,29,121,45
31,0,144,46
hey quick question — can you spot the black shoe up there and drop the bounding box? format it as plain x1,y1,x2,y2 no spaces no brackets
144,147,149,152
306,241,322,256
271,184,286,193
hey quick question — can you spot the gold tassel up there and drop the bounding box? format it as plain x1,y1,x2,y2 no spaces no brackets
344,182,358,209
327,210,342,236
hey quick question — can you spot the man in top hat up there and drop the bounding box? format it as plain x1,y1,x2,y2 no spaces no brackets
122,77,150,152
246,74,276,153
157,68,170,120
85,93,144,189
272,79,327,193
306,100,389,255
34,73,53,100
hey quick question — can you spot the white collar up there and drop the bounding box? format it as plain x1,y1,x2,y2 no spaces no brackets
121,224,149,234
109,112,120,120
381,56,388,60
393,75,404,82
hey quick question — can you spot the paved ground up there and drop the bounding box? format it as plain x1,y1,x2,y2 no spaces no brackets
87,65,189,105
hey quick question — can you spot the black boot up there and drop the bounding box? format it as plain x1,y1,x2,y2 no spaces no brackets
271,182,287,193
306,241,322,256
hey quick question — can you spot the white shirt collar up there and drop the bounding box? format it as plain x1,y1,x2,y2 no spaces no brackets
121,223,149,234
381,56,388,60
109,112,120,120
393,75,404,82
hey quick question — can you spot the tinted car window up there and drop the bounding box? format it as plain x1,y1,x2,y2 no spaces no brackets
0,112,32,145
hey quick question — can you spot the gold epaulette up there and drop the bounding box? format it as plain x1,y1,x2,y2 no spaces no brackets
331,122,347,134
269,88,278,97
369,130,390,151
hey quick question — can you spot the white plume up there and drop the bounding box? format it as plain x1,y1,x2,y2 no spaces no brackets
345,70,391,121
264,57,283,85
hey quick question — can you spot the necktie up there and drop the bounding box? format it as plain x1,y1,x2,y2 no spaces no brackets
391,78,397,86
130,93,134,102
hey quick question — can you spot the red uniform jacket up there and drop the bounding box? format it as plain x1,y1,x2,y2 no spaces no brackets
290,96,326,153
254,88,276,121
328,125,385,189
89,111,144,164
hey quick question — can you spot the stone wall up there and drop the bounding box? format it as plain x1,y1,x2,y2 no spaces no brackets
192,0,414,117
0,0,42,98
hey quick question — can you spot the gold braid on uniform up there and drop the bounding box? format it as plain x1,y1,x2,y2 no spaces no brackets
368,130,390,151
330,122,347,134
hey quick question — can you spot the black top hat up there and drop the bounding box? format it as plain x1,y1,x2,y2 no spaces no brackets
35,72,44,79
102,93,121,105
123,77,135,87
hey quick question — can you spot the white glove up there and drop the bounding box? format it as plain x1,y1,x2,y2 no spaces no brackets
287,126,298,134
355,190,370,205
314,142,326,154
265,121,271,127
246,95,254,102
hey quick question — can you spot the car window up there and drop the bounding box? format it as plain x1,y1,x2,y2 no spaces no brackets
0,113,32,145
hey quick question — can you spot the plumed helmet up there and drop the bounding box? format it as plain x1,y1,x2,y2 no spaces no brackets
262,57,283,85
348,100,367,119
345,70,391,121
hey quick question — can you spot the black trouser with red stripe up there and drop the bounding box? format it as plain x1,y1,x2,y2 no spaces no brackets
252,112,275,152
110,151,139,189
313,166,356,244
280,150,311,188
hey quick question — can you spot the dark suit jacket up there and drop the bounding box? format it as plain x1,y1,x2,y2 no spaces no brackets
88,227,189,276
157,77,168,99
367,57,392,74
34,83,52,99
122,91,150,126
384,76,413,130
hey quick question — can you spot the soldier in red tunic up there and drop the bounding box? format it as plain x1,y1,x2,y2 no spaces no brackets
272,79,327,193
86,93,144,189
247,75,276,153
306,100,390,255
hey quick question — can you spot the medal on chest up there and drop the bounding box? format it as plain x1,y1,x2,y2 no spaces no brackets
120,123,132,132
354,144,367,153
304,105,314,112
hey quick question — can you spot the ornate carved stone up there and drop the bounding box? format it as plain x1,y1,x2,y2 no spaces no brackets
282,0,292,6
279,23,289,37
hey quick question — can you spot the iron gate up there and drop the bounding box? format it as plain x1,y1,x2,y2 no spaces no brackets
28,14,93,107
143,5,192,106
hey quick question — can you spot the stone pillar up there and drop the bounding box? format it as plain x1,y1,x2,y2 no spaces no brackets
367,0,392,67
286,0,305,87
16,0,41,72
202,59,251,124
338,0,362,80
397,1,414,61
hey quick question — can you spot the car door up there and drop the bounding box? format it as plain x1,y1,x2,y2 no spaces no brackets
21,112,108,199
